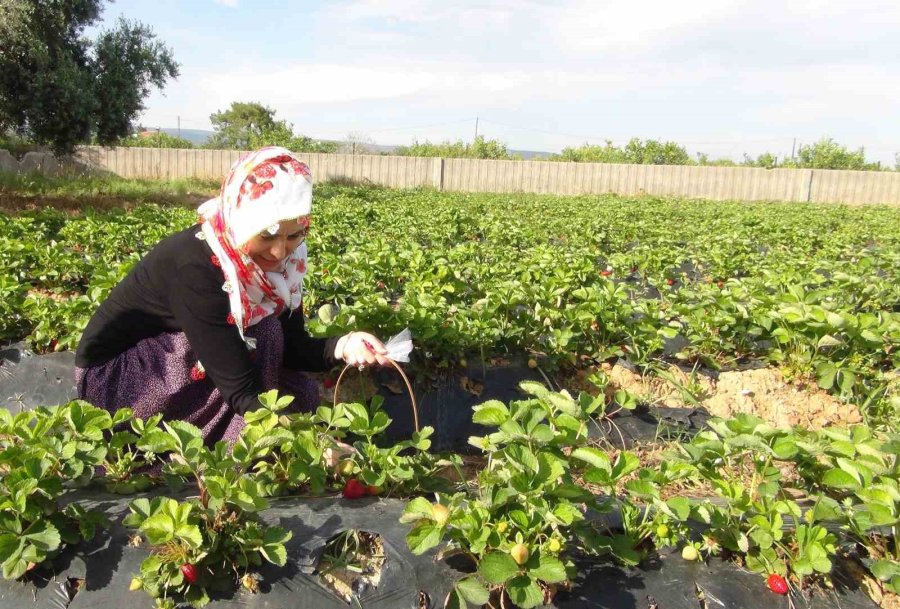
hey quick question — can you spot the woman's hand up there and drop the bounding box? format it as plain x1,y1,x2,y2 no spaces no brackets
335,331,390,368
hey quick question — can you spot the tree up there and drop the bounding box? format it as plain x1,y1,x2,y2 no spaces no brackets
792,137,880,171
742,152,778,169
208,102,280,149
207,101,338,153
551,139,691,165
0,1,178,154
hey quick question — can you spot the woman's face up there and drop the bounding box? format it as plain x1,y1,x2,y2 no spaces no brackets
240,217,308,272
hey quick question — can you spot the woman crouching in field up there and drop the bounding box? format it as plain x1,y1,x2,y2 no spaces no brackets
74,146,389,445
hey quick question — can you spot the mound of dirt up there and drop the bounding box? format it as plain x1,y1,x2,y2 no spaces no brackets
567,361,862,429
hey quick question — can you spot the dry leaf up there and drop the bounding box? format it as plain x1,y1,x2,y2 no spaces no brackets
460,376,484,397
382,380,405,395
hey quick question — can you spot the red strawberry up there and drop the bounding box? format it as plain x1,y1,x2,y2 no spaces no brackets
767,573,788,595
601,270,612,277
343,479,367,499
377,281,386,289
323,377,335,389
210,255,221,267
181,563,198,584
190,366,206,382
666,278,675,286
630,266,637,273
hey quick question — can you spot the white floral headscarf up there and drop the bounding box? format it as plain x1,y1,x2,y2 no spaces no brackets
195,146,312,349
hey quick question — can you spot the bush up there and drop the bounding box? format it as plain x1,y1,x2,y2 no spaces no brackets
396,136,517,160
114,132,195,149
551,138,692,165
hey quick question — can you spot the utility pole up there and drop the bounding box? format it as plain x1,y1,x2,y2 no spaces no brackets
790,137,796,160
474,117,479,141
177,116,181,138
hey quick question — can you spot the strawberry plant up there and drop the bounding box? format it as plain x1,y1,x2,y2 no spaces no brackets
246,390,456,498
124,411,292,608
98,409,166,494
0,402,111,578
400,382,618,608
674,414,898,593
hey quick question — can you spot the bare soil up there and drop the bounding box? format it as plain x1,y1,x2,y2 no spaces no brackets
567,361,862,429
317,532,385,602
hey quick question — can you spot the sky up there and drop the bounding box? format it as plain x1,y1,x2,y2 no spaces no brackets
96,0,900,164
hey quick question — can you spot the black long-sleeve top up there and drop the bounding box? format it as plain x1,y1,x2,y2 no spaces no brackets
75,224,338,415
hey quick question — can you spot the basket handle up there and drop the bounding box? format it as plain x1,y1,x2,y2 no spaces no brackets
332,359,420,433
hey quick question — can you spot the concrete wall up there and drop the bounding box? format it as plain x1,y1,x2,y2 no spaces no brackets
2,147,899,205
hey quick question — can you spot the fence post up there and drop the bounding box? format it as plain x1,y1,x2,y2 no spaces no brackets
804,169,814,202
432,157,444,191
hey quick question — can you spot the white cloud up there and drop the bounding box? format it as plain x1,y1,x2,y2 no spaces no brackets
135,0,900,163
213,0,238,7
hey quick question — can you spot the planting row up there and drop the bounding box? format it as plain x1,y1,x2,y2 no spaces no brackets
1,186,898,428
1,377,897,607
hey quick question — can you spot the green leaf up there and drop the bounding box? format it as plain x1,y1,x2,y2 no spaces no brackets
571,447,611,472
624,479,659,499
472,401,509,426
406,521,442,555
506,575,543,609
260,543,288,566
23,521,61,552
665,497,691,521
816,362,837,389
0,535,20,565
174,524,203,549
505,444,539,474
478,552,520,584
456,576,490,605
444,588,466,609
871,559,900,582
400,497,435,524
141,513,176,544
821,468,860,490
263,526,292,545
528,554,566,583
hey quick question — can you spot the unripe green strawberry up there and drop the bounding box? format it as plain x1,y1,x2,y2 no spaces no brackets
681,545,699,561
432,503,450,525
510,543,530,565
129,577,142,591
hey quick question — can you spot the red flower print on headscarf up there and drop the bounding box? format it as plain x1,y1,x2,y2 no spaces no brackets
254,163,276,179
243,180,273,201
296,259,306,273
289,160,311,178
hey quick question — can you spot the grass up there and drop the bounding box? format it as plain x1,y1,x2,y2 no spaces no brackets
0,170,219,200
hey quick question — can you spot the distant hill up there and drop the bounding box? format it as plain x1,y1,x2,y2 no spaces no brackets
153,129,552,158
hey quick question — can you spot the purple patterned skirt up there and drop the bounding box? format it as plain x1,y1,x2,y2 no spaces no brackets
74,316,320,445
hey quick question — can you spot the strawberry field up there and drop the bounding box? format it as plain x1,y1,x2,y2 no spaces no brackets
0,183,899,608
